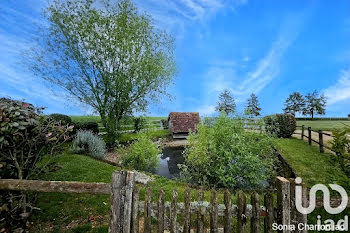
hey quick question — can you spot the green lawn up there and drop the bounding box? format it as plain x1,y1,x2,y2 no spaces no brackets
118,129,170,143
296,120,350,131
70,115,102,123
30,153,216,232
28,138,350,232
274,138,350,191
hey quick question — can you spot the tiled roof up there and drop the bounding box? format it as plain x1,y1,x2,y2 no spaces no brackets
168,112,200,134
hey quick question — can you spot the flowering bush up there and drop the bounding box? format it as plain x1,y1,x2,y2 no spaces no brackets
0,98,72,230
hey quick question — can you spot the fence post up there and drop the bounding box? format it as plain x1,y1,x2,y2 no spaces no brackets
237,190,247,233
264,192,274,233
277,177,291,233
301,125,305,140
109,171,135,233
318,130,324,153
308,127,312,145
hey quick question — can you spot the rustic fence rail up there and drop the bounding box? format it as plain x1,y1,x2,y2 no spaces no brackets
0,171,312,233
294,125,335,153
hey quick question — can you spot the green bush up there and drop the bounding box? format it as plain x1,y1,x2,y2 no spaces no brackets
180,114,276,189
133,117,147,132
72,131,106,159
331,125,350,176
73,121,99,134
48,113,72,124
161,119,168,129
0,98,72,230
122,135,160,172
264,114,296,138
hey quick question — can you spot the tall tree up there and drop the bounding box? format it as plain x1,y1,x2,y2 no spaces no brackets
27,0,177,143
302,90,327,120
283,92,305,116
245,93,261,117
215,89,236,115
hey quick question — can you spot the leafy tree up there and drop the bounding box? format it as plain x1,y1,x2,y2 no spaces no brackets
27,0,177,144
215,89,236,115
244,93,261,117
283,92,305,116
302,90,327,120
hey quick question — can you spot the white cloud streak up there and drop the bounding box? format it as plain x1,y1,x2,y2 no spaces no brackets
324,68,350,105
195,14,304,115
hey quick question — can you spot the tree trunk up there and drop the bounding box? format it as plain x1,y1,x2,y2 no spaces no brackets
311,111,314,120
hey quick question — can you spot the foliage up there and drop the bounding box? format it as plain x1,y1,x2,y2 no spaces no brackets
264,114,296,138
302,90,327,119
161,119,168,129
72,131,106,159
180,114,276,189
331,125,350,176
133,116,147,132
122,135,160,172
48,113,72,125
0,98,72,230
283,92,305,116
73,121,99,134
244,93,261,117
28,0,177,144
215,89,236,115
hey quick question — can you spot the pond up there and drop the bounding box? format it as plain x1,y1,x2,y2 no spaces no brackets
154,146,185,179
153,145,296,184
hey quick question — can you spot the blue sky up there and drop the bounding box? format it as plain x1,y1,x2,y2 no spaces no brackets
1,0,350,117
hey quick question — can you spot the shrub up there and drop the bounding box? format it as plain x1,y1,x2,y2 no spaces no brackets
161,119,168,129
72,131,106,159
133,117,147,132
0,98,72,230
331,125,350,176
180,114,276,189
122,135,160,172
264,114,296,138
73,121,99,134
48,113,72,124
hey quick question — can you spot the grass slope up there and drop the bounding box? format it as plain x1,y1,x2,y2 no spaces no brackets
274,138,350,191
296,120,350,131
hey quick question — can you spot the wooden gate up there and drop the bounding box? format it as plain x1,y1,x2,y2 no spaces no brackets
0,171,308,233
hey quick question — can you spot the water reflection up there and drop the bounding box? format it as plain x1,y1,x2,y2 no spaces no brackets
154,146,185,179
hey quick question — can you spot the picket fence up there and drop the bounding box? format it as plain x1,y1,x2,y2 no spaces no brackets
0,171,311,233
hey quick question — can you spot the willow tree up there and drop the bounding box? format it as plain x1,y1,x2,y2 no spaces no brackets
29,0,176,142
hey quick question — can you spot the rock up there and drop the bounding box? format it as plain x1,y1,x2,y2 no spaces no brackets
133,170,155,184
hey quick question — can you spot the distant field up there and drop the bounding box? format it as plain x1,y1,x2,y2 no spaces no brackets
296,120,350,131
70,115,102,122
70,115,166,123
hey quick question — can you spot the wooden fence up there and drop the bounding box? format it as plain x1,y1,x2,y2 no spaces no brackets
0,171,310,233
294,125,335,154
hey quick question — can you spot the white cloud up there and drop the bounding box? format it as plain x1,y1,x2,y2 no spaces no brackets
196,104,216,116
324,68,350,105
